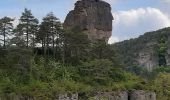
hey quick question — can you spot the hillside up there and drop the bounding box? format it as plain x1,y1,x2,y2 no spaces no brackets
113,27,170,71
1,0,170,99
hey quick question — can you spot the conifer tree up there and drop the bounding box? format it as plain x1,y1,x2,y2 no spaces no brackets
0,17,14,48
15,8,38,47
37,12,62,59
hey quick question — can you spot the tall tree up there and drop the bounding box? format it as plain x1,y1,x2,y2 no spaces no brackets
62,29,90,65
15,8,38,47
0,17,14,48
36,12,62,59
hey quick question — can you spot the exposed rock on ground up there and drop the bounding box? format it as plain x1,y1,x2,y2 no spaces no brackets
59,93,78,100
0,90,156,100
130,90,156,100
94,90,156,100
94,91,128,100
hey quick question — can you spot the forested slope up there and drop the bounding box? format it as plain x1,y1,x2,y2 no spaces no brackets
113,27,170,71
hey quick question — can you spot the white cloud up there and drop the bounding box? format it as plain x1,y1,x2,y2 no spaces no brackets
108,36,119,44
13,17,19,27
112,7,170,41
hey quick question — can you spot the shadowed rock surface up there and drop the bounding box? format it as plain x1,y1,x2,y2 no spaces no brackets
64,0,113,42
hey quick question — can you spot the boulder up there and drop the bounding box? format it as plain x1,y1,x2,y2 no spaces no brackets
94,91,128,100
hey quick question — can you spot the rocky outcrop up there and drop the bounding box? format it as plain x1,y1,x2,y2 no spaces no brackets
130,90,156,100
93,90,156,100
0,91,156,100
64,0,113,42
94,91,128,100
59,93,78,100
137,42,159,71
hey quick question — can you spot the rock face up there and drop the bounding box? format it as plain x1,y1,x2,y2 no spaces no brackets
58,93,78,100
137,42,159,71
0,91,156,100
64,0,113,42
94,91,128,100
130,90,156,100
93,90,156,100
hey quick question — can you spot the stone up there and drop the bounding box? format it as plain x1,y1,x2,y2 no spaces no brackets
0,91,156,100
94,91,128,100
58,93,78,100
137,47,159,71
94,91,156,100
64,0,113,42
130,90,156,100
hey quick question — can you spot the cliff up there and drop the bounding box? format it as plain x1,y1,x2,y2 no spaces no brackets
64,0,113,42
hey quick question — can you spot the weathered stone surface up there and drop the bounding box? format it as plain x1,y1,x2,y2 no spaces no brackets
94,91,128,100
130,90,156,100
64,0,113,42
93,91,156,100
0,91,156,100
137,47,159,71
58,93,78,100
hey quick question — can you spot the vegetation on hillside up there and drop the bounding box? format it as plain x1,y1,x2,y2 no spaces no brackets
113,27,170,67
0,8,170,99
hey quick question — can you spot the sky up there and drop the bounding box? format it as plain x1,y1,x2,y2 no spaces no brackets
0,0,170,44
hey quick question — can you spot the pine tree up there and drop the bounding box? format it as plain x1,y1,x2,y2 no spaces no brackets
36,12,62,59
62,29,90,65
15,8,38,47
0,17,14,48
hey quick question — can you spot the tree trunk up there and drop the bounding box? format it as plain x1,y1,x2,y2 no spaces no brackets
26,29,29,47
44,37,47,67
3,27,6,48
32,32,35,48
26,18,29,47
53,34,55,59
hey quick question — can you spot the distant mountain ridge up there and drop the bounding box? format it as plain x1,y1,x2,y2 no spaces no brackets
113,27,170,71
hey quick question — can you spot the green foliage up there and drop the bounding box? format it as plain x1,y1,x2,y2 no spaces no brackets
113,27,170,67
0,17,14,48
157,31,168,66
152,73,170,100
0,48,146,96
13,8,38,47
62,29,90,65
153,66,170,73
0,47,32,84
